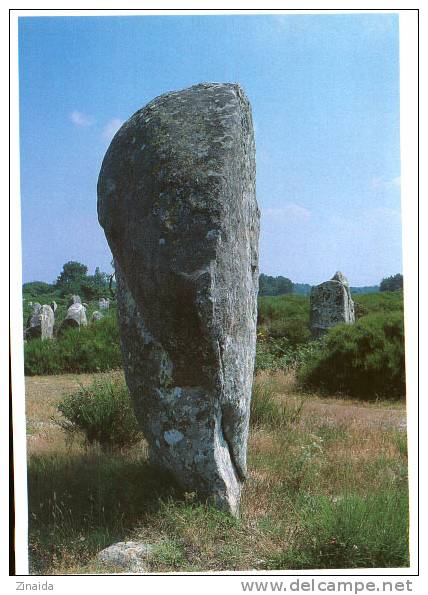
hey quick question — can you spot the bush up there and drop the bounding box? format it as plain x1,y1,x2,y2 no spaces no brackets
258,294,310,346
23,281,56,296
298,312,405,399
55,376,142,450
255,335,321,373
353,291,404,317
24,314,122,375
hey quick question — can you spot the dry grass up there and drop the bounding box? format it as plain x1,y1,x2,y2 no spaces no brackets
25,370,408,574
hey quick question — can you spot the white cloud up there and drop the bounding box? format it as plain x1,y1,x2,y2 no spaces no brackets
69,110,94,127
102,118,124,141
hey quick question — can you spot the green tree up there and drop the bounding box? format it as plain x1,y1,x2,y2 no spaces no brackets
22,281,54,296
55,261,88,296
276,276,293,296
259,274,293,296
380,274,403,292
80,267,110,301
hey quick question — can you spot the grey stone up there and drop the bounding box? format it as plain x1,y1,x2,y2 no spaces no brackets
50,301,57,313
60,302,88,332
99,297,110,309
98,82,259,516
92,310,103,321
97,541,153,573
310,271,355,337
69,295,81,306
25,303,54,340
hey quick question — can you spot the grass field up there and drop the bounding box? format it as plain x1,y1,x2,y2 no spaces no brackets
26,370,408,574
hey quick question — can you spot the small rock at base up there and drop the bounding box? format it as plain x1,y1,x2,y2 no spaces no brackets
97,541,154,573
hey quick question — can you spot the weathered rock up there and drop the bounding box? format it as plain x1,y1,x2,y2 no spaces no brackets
97,541,153,573
99,297,110,309
60,302,88,332
92,310,103,321
40,305,55,339
310,271,355,337
69,295,81,306
25,303,41,339
98,82,259,516
25,303,54,340
50,301,57,313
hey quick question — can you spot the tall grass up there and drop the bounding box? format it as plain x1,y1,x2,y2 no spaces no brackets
28,451,181,574
267,490,409,569
251,376,304,429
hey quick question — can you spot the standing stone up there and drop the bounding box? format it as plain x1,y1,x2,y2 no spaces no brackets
92,310,103,322
69,295,82,306
99,297,110,309
310,271,355,338
25,303,54,340
60,302,88,332
39,305,55,339
98,83,259,516
25,303,41,340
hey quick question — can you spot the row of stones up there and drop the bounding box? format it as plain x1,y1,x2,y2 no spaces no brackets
24,295,111,341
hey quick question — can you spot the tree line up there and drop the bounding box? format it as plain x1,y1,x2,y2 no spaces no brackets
259,273,403,297
23,262,403,300
23,261,114,302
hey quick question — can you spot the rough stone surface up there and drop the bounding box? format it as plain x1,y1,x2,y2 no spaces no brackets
92,310,103,321
25,303,41,339
60,302,88,332
69,295,82,306
310,271,355,337
51,301,57,313
98,82,259,516
97,541,153,573
25,303,55,340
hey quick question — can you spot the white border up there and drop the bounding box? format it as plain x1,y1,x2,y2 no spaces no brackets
8,4,420,588
10,8,29,578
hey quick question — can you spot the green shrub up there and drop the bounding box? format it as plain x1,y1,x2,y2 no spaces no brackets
267,490,409,569
55,376,142,450
24,313,122,375
258,294,310,346
353,291,404,317
255,336,322,373
298,312,405,399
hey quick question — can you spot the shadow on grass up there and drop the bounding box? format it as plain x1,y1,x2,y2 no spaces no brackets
27,448,183,574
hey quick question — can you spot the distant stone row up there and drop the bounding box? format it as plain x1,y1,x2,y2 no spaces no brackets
24,295,111,341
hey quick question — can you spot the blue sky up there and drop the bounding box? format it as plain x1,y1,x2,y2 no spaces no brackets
19,13,401,286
